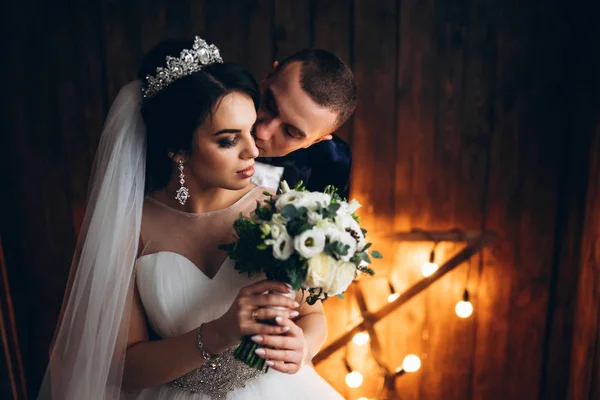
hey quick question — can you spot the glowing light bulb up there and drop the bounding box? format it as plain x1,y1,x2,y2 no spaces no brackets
455,300,473,318
387,292,400,303
421,262,439,277
352,332,370,346
455,289,473,318
345,371,363,388
402,354,421,373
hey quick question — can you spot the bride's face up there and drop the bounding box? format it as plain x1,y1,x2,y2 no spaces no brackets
186,91,259,190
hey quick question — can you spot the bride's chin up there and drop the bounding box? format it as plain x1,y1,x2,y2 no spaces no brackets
222,181,253,191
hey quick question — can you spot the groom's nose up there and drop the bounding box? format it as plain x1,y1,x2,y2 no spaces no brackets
254,113,279,142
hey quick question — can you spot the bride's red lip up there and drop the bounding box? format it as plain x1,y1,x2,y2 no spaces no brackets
236,165,255,178
236,165,255,173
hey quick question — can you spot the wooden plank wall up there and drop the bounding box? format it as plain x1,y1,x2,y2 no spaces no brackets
1,1,598,399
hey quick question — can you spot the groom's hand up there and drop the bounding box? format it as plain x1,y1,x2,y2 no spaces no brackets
252,317,308,374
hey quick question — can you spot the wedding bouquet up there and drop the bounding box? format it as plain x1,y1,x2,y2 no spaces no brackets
220,181,381,370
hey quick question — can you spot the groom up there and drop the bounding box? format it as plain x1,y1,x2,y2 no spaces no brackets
251,48,357,198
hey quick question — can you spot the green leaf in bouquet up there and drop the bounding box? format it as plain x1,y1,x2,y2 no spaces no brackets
297,223,313,235
335,294,345,299
352,213,360,224
286,219,303,236
263,191,273,197
324,243,335,258
361,228,368,235
293,180,306,191
358,264,376,276
297,206,308,217
371,250,383,259
262,253,306,291
281,204,298,219
256,244,268,250
331,241,350,257
255,203,274,221
359,252,372,264
362,243,372,251
322,203,341,219
328,203,341,213
350,254,361,264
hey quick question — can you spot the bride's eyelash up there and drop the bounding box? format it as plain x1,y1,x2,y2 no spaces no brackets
218,137,238,148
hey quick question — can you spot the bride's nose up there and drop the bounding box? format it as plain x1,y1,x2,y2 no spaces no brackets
241,135,260,159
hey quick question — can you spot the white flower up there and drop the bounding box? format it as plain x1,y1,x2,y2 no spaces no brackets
326,261,357,296
267,232,294,261
335,214,366,251
294,228,326,259
304,192,331,211
328,231,358,261
270,213,287,226
280,180,291,193
316,220,343,239
275,191,310,212
304,253,336,290
269,221,287,239
347,199,362,214
307,210,323,224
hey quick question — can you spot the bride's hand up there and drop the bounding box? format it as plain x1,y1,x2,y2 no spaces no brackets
250,317,308,374
209,279,300,349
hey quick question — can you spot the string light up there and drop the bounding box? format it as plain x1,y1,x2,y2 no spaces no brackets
455,289,473,318
402,354,421,372
387,281,399,303
344,358,364,388
330,229,493,399
421,245,439,277
394,354,422,377
352,331,370,346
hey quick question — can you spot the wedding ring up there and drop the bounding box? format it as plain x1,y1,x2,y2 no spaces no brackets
251,310,258,321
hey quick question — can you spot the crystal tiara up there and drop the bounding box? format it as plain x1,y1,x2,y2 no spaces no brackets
142,36,223,99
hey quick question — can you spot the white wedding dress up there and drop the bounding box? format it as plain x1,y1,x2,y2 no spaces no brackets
132,186,343,400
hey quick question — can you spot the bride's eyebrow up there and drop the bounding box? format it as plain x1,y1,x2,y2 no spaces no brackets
213,129,241,136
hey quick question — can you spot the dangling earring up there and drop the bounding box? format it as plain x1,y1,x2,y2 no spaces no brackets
175,160,190,205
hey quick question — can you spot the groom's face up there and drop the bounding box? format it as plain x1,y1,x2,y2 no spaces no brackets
253,62,338,157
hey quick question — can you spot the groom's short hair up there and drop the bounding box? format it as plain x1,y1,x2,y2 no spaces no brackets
275,49,357,130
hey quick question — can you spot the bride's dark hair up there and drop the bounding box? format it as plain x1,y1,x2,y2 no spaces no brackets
138,39,260,192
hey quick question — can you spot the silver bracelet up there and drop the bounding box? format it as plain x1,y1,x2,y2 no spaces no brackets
197,323,213,361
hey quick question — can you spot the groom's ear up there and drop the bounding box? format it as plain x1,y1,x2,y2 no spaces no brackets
305,135,333,148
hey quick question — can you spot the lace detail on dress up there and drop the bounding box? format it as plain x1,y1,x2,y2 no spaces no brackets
167,348,264,399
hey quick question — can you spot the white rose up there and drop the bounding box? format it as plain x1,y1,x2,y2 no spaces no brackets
304,253,336,290
269,221,286,239
328,231,358,261
275,191,309,212
294,228,326,259
267,232,294,261
326,261,357,296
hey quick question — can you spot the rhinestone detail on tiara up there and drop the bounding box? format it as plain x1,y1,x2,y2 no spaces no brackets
142,36,223,99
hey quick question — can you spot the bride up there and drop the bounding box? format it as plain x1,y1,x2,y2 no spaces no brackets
37,37,343,399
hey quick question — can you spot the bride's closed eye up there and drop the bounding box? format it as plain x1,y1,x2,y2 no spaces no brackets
218,136,238,148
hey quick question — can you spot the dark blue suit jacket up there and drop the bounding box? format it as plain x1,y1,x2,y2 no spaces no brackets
256,135,352,198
